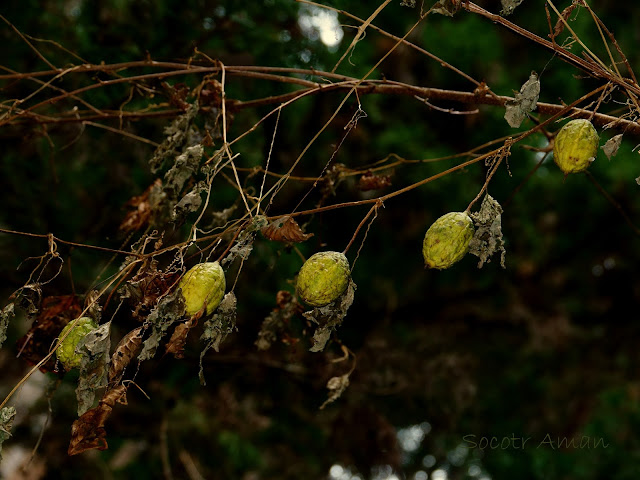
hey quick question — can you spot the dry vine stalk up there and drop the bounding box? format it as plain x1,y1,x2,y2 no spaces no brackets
0,2,639,471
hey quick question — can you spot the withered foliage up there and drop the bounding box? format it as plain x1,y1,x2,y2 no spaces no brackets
165,318,197,359
221,215,268,267
431,0,463,17
0,303,14,350
0,406,17,461
68,384,128,456
357,171,392,192
304,280,356,353
320,374,350,410
199,292,237,385
76,322,112,416
16,295,82,372
138,289,186,362
119,181,157,233
501,0,525,16
319,163,347,204
469,194,507,268
149,102,199,173
550,3,579,40
108,327,143,385
261,216,314,244
504,72,540,128
255,291,303,351
161,81,190,110
602,134,623,160
120,260,178,321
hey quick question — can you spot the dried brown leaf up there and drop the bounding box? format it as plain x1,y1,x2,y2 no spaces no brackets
108,327,144,385
165,318,196,359
261,216,314,244
68,384,128,456
550,3,578,40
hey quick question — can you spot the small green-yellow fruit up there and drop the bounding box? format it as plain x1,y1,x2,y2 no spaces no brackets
296,251,350,307
178,262,226,316
553,119,599,174
56,317,98,370
422,212,474,269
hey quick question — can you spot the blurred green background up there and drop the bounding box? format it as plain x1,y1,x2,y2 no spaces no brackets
1,1,640,479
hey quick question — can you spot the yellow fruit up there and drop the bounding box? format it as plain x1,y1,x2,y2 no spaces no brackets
56,317,98,370
423,212,474,269
178,262,226,316
553,119,599,174
296,251,350,307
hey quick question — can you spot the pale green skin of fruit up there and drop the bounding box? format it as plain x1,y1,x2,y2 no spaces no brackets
553,119,599,174
296,251,350,307
422,212,475,269
178,262,226,316
56,317,98,370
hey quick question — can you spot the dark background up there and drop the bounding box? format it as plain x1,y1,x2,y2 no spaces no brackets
1,1,640,479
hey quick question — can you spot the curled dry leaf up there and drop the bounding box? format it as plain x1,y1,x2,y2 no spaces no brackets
550,3,578,40
15,295,82,372
320,374,351,410
303,279,356,353
357,171,392,192
601,134,623,160
68,384,128,456
109,327,143,385
261,216,313,244
165,318,197,359
504,72,540,128
469,194,507,268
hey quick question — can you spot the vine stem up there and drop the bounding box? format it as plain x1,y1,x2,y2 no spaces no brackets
343,200,383,255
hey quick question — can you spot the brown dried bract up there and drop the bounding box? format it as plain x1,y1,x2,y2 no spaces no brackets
119,180,159,233
261,216,313,243
68,384,128,456
16,295,82,372
357,171,392,191
108,327,143,385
